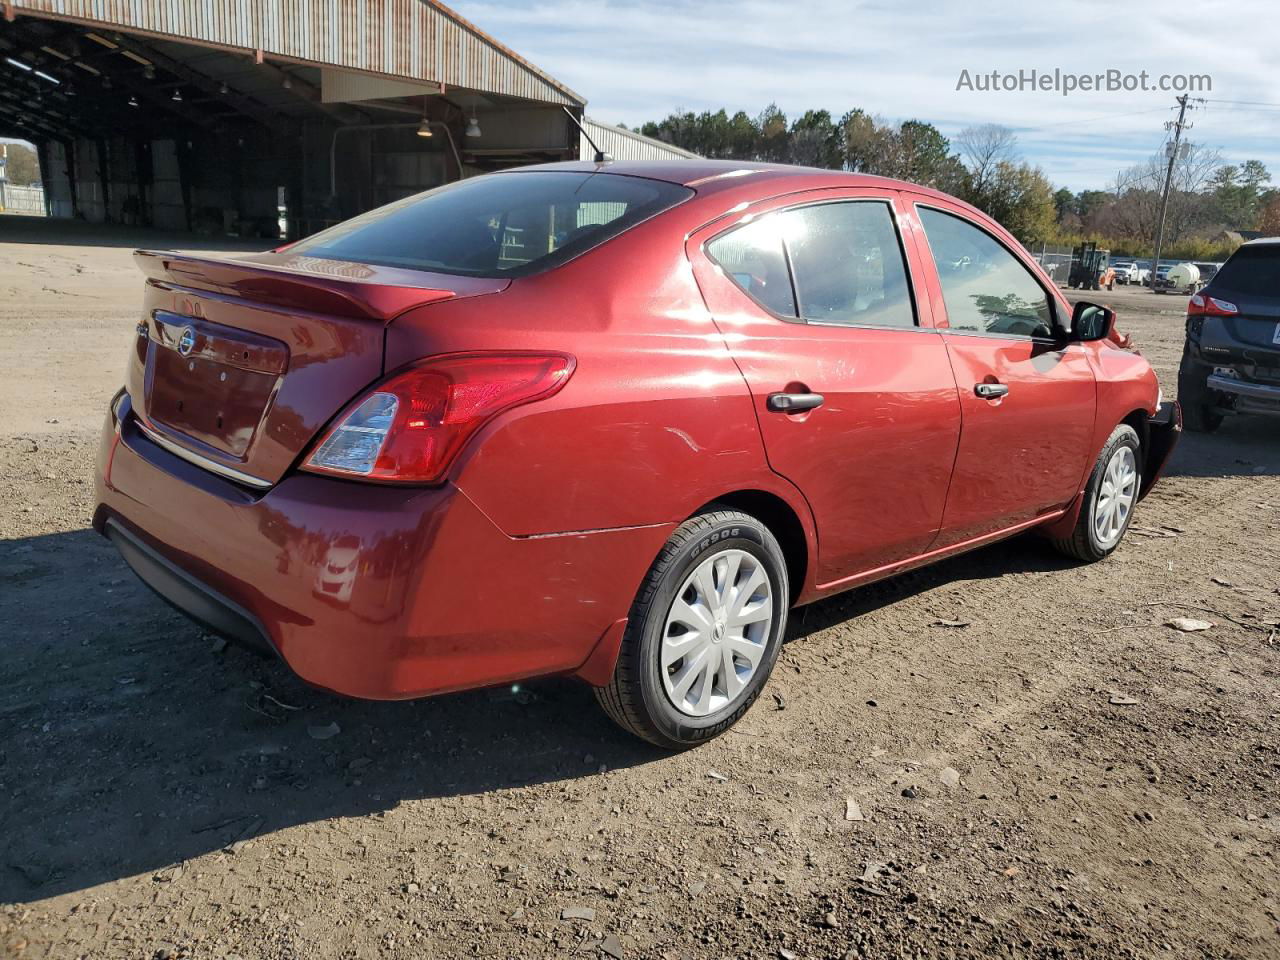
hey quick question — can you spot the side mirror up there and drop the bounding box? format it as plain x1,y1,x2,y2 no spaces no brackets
1070,301,1115,342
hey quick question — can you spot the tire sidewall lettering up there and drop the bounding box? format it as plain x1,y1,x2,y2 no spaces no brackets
642,519,785,741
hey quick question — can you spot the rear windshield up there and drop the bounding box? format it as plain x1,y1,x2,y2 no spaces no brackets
290,171,692,278
1211,244,1280,297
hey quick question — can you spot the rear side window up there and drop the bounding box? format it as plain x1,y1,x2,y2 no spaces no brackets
706,200,915,328
290,172,691,278
1212,245,1280,297
918,207,1054,339
706,216,798,317
784,202,915,328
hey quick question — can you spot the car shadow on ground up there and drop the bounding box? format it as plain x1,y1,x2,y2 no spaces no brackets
787,533,1077,643
1,528,668,903
1164,415,1280,479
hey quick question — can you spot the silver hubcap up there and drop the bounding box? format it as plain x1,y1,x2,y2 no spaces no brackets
1094,445,1138,548
661,548,773,717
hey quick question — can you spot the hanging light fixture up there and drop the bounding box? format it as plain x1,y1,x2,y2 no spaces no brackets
281,74,292,90
465,105,481,138
171,87,183,102
143,64,155,80
128,94,139,107
101,75,111,90
219,81,229,95
416,95,433,138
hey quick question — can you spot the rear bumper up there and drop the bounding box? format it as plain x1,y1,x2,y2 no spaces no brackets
105,517,276,656
1207,373,1280,413
1139,400,1181,500
95,396,669,699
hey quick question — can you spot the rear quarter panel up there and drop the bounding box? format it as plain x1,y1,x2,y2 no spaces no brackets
383,204,817,546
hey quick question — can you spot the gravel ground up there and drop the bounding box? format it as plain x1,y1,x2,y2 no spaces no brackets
2,218,1279,960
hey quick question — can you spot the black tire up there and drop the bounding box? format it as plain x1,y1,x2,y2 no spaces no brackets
594,507,789,749
1051,424,1141,563
1177,352,1224,433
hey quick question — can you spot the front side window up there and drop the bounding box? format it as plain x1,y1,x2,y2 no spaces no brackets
918,207,1054,338
290,172,692,278
706,200,915,328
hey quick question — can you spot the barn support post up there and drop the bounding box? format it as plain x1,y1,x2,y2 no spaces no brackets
175,138,194,232
65,138,79,219
34,138,51,215
95,138,110,223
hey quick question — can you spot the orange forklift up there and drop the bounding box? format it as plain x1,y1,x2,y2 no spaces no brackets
1068,242,1116,290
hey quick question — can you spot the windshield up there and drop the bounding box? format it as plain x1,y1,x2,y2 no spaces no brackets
1211,245,1280,297
289,171,692,278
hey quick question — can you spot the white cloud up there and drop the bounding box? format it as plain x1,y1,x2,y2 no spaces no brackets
454,0,1280,190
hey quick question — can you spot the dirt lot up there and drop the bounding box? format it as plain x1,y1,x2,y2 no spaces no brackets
2,218,1279,960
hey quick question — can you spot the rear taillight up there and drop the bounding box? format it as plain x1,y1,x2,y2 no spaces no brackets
303,352,575,484
1187,293,1238,317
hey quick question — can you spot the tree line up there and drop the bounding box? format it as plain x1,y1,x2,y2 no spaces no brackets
638,106,1278,261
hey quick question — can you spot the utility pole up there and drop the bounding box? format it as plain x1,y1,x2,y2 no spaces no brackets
1151,94,1193,285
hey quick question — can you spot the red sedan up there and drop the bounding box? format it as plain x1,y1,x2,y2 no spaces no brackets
94,160,1180,749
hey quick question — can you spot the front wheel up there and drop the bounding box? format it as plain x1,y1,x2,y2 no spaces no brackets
594,507,789,749
1051,424,1141,562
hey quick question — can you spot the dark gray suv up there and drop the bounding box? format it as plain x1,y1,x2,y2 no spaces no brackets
1177,238,1280,432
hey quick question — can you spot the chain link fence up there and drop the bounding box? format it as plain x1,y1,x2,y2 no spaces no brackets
0,182,47,216
1024,242,1074,287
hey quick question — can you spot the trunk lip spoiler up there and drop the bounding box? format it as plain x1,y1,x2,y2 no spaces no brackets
132,249,511,324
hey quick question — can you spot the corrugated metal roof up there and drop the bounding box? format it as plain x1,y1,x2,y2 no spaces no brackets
10,0,585,107
580,117,700,162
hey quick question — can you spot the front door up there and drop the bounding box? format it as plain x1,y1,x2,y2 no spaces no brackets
908,200,1096,544
688,191,963,587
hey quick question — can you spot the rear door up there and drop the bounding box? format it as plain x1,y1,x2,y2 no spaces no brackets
906,198,1096,544
688,189,962,587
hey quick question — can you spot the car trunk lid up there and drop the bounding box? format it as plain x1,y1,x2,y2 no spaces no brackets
127,250,508,487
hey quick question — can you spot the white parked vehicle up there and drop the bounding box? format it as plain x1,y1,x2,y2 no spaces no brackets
1112,261,1141,284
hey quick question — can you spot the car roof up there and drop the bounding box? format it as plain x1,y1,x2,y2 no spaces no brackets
1242,236,1280,246
502,159,964,204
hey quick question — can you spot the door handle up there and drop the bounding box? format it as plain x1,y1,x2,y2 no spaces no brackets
767,392,825,413
974,382,1009,399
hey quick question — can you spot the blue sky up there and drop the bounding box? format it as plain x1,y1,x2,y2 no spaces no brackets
453,0,1280,192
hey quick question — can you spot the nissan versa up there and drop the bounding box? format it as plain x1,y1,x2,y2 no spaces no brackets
94,161,1181,749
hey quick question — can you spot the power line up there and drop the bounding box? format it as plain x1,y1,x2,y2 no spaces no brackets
1023,106,1171,130
1203,98,1280,109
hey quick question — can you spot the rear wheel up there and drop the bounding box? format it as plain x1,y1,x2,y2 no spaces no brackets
1051,424,1141,562
594,507,789,749
1177,351,1224,433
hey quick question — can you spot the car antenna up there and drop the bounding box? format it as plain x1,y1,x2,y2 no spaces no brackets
563,107,613,164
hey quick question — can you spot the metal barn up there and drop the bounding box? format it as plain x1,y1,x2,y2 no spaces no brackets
0,1,693,238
